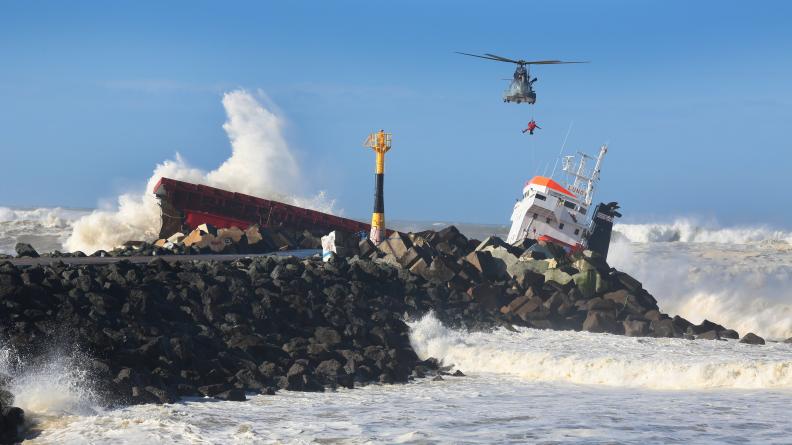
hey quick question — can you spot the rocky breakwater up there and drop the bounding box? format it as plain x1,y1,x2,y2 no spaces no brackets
0,225,776,442
9,223,335,259
368,226,765,343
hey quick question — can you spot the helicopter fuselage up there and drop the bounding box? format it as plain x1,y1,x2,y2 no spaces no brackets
503,66,536,104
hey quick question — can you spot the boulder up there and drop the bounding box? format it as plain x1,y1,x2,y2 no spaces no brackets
484,246,519,279
650,319,679,338
421,257,455,283
501,293,532,314
739,332,765,345
0,406,25,443
466,284,504,311
513,296,543,321
582,311,619,333
689,319,726,335
198,383,232,397
542,291,566,315
544,268,574,287
719,329,740,340
622,319,649,337
214,389,247,401
207,236,227,253
587,297,616,312
14,243,39,258
378,232,412,260
784,337,792,344
672,315,694,333
603,290,646,316
358,238,377,258
398,247,428,269
614,272,642,293
510,238,536,252
299,230,322,249
474,236,510,252
408,257,430,277
464,251,500,281
506,262,545,289
167,232,186,244
697,330,720,340
197,223,218,235
314,327,342,346
245,225,264,246
218,227,245,244
643,310,663,321
183,229,215,249
270,230,296,250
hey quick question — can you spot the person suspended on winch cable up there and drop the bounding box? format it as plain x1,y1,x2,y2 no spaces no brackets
522,120,541,135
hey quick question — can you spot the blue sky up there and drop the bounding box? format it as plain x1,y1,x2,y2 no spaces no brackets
1,1,791,226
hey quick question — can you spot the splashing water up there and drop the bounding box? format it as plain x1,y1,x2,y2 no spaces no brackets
408,313,792,390
0,344,101,419
64,89,335,254
608,238,792,340
614,219,792,244
0,207,89,256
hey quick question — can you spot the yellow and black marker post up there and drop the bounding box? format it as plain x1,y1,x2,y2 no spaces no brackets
363,130,391,244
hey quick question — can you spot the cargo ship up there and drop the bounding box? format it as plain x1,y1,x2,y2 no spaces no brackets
506,145,621,259
153,177,373,240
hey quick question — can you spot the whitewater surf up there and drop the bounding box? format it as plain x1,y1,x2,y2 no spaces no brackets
12,314,792,444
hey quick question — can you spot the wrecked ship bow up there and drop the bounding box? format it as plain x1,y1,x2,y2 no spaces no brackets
153,177,374,241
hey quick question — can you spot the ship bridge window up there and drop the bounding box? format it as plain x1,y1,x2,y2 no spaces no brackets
563,201,576,210
579,207,587,215
559,223,565,230
574,228,580,235
535,193,546,201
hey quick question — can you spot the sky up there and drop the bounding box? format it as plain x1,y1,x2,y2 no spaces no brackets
1,1,791,227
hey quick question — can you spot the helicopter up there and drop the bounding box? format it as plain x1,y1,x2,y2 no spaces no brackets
457,52,587,104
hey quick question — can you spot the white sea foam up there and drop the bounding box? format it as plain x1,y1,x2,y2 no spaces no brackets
609,239,792,340
0,345,100,417
409,313,792,390
0,207,89,255
614,219,792,244
63,89,335,254
24,321,792,444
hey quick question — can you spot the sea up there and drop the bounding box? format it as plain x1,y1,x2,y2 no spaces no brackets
1,207,791,444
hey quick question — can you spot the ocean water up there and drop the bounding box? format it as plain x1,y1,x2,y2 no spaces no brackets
9,314,792,444
2,210,792,443
0,207,90,256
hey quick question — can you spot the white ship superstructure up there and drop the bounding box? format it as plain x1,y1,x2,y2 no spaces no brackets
506,145,608,249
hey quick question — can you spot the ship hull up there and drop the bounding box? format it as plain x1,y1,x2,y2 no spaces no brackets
153,177,373,238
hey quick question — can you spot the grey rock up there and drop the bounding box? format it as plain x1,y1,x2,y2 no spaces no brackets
740,332,765,345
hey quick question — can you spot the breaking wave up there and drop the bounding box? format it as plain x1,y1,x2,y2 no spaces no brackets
409,313,792,390
0,344,101,418
614,219,792,244
64,89,335,254
608,239,792,340
0,207,89,256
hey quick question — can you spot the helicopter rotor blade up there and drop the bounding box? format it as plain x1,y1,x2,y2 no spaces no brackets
483,53,522,64
522,60,589,65
455,52,518,64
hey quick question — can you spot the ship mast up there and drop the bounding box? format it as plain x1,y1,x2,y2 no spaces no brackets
561,145,607,206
